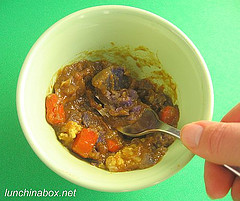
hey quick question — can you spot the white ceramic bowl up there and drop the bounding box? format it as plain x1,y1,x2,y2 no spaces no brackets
17,5,214,192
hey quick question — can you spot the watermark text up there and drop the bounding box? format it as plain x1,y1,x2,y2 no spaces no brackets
4,188,77,197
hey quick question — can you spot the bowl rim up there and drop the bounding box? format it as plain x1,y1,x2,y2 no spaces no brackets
16,5,214,192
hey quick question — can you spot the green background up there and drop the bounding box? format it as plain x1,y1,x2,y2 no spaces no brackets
1,0,240,200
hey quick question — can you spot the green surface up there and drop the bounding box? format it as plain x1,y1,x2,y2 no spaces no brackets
1,0,240,200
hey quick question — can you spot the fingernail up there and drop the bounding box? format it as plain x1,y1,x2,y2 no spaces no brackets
181,123,203,148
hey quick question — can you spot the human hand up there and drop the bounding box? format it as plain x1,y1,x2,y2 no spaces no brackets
180,103,240,200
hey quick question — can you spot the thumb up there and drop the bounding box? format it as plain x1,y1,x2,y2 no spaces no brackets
180,121,240,166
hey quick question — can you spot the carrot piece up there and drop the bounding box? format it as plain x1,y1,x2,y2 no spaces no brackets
107,139,120,153
72,128,98,158
159,106,179,126
46,94,65,125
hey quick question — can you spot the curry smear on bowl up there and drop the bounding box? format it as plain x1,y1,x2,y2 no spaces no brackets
45,46,179,172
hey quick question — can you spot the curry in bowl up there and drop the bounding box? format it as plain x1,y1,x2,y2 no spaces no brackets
45,59,179,172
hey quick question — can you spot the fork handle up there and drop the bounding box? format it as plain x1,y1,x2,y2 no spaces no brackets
224,165,240,177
